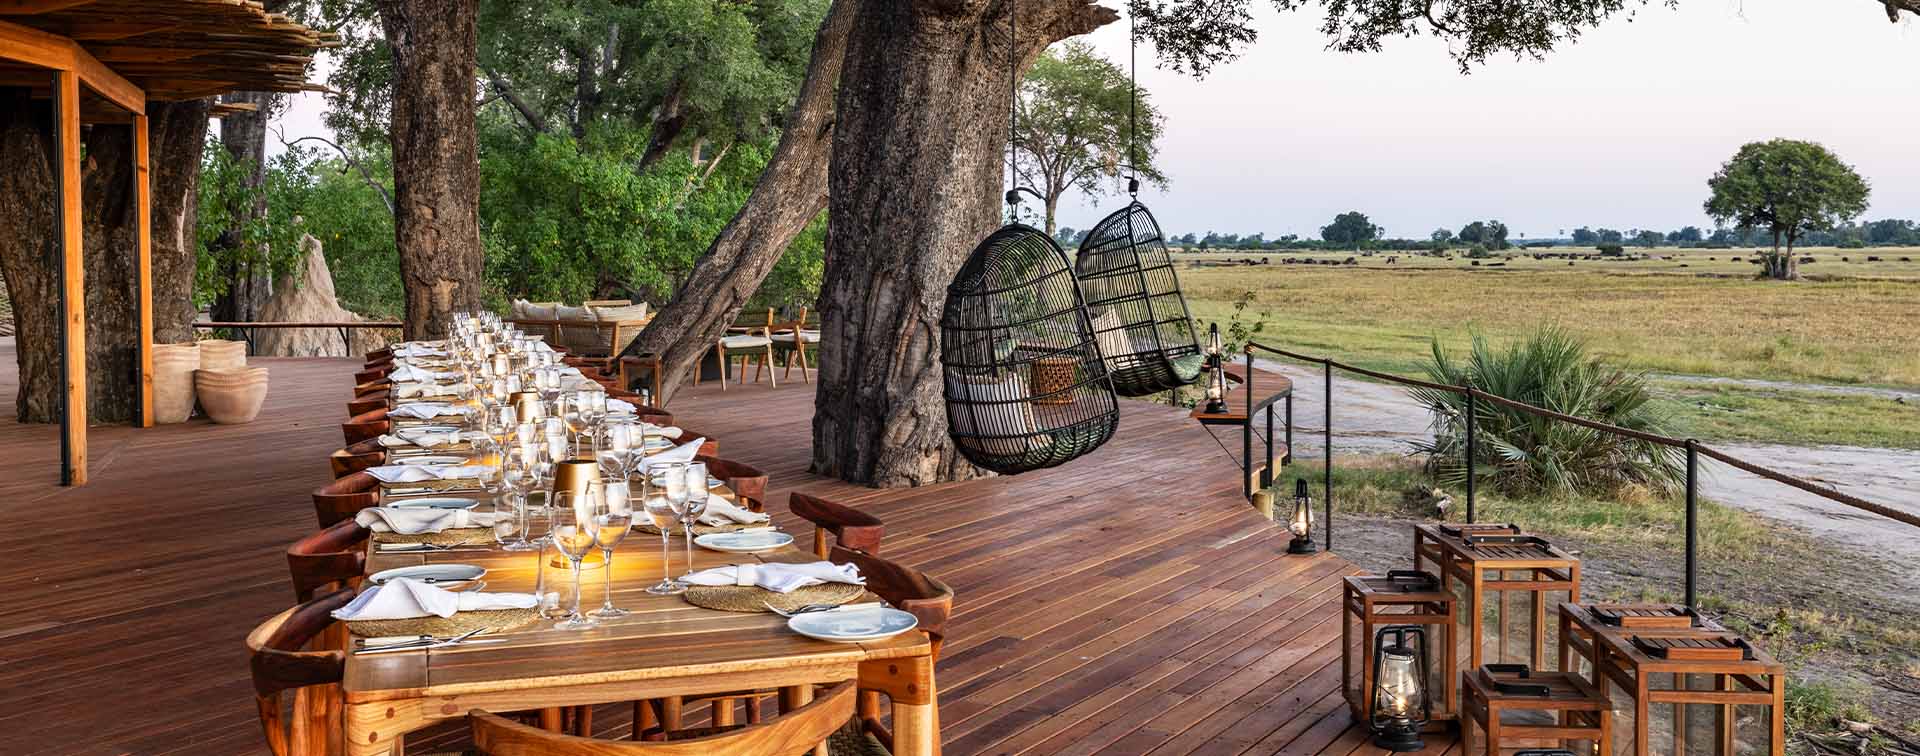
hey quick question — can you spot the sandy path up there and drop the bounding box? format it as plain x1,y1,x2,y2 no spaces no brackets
1251,359,1920,562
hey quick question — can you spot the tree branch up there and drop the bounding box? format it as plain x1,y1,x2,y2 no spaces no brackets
482,67,549,134
272,127,395,215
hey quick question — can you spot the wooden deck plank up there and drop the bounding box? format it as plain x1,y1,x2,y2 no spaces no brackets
0,353,1446,755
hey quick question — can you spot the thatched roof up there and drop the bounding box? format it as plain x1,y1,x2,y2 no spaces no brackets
0,0,335,101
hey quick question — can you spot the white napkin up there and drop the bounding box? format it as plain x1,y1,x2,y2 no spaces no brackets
640,423,683,440
697,497,770,527
331,578,536,621
389,403,470,419
637,437,705,470
392,382,458,399
531,341,554,353
377,429,472,449
608,398,638,413
388,364,450,383
355,507,497,534
393,343,447,358
366,463,494,484
682,561,864,594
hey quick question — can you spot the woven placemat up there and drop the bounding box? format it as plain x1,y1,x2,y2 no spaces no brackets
634,521,762,537
372,527,494,545
347,607,541,638
380,478,484,495
684,581,868,613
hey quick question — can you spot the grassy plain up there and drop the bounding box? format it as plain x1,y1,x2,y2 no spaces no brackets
1175,245,1920,448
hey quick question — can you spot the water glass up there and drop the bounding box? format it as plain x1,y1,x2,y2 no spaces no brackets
550,488,600,630
644,463,689,595
679,462,710,578
589,480,633,619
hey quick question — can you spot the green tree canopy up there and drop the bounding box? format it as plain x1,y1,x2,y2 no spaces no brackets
1012,41,1166,237
1704,138,1870,279
1320,211,1381,248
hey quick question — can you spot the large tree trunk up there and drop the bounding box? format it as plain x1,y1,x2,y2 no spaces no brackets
0,90,62,422
149,100,212,343
79,122,142,424
378,0,486,339
212,89,277,322
623,0,855,400
809,0,1114,487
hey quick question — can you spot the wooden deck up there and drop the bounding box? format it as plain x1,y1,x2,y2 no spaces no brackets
0,352,1457,756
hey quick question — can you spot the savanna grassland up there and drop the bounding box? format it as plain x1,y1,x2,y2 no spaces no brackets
1176,246,1920,448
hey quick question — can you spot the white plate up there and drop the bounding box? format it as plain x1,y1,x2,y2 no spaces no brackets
399,425,463,438
368,563,487,587
394,455,468,466
694,531,794,553
389,497,479,510
787,607,919,643
650,473,725,488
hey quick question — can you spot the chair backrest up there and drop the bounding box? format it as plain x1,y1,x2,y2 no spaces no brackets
341,407,389,446
789,492,884,558
697,455,767,512
353,366,388,385
312,471,381,527
246,588,355,756
353,379,390,397
364,347,391,363
329,438,385,479
774,306,819,335
583,299,632,308
829,546,952,659
730,307,775,332
346,395,384,417
471,679,855,755
287,520,370,602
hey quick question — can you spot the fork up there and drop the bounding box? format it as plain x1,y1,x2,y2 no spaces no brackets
764,601,885,618
355,627,488,654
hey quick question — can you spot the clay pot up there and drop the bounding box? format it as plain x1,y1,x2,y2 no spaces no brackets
151,343,200,424
194,367,270,424
198,339,247,370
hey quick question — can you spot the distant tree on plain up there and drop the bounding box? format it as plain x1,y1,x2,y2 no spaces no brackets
1633,229,1664,248
1458,220,1510,250
1667,226,1703,244
1705,138,1869,280
1431,228,1454,243
1012,41,1167,237
1596,228,1624,244
1321,211,1382,249
1570,227,1598,245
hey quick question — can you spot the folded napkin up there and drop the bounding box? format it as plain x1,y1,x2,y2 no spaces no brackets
638,437,705,470
392,382,459,399
378,429,474,449
388,364,451,383
682,561,864,594
697,497,770,527
355,507,497,534
366,463,494,484
640,423,683,440
332,578,536,621
389,402,470,419
608,397,638,414
393,343,448,358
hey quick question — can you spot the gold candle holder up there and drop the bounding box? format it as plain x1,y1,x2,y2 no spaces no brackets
551,459,600,496
510,391,543,422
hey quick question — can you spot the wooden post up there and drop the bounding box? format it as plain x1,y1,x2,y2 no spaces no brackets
134,113,154,428
55,69,87,485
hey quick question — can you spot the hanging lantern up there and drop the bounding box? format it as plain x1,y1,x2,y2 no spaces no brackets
1201,325,1229,415
1207,322,1223,358
1370,625,1431,752
1287,478,1315,554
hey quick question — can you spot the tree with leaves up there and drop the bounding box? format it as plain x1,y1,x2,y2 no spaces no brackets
1012,41,1165,237
1704,139,1870,280
1320,211,1381,249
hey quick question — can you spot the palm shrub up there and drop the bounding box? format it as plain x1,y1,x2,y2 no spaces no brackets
1409,329,1684,497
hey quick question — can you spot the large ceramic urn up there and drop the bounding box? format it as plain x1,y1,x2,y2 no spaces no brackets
198,339,247,370
151,343,201,424
194,367,270,424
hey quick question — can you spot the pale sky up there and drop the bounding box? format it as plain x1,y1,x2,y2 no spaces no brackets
271,0,1920,241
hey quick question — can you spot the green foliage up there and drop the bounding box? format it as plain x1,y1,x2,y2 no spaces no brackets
194,142,314,308
1409,328,1685,498
303,151,402,318
1704,139,1870,256
1013,41,1165,232
1465,245,1492,259
1457,219,1510,250
1319,211,1381,248
1597,243,1625,256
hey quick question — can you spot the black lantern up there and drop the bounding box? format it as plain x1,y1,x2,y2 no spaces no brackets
1287,478,1316,554
1370,625,1431,751
1201,324,1228,415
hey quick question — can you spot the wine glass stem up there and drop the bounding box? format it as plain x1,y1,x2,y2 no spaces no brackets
661,530,673,585
531,540,548,607
601,548,616,610
570,559,584,618
682,521,694,576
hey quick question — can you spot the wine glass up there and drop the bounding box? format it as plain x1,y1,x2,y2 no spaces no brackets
550,486,600,630
600,422,635,482
678,462,710,579
487,405,518,447
645,463,688,595
589,479,633,619
572,389,606,456
497,447,536,551
525,497,564,619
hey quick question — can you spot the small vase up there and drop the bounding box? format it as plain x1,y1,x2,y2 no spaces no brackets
194,367,270,424
151,343,200,424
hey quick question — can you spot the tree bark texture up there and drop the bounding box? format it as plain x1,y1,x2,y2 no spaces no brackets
211,89,277,323
148,100,212,344
809,0,1115,487
378,0,487,340
0,89,175,425
623,0,856,401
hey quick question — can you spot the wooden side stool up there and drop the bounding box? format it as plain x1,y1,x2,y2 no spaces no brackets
1344,570,1459,726
1462,664,1611,756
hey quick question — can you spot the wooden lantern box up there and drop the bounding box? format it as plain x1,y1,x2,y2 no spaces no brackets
1462,664,1611,756
1414,523,1582,677
1559,604,1786,756
1342,571,1459,727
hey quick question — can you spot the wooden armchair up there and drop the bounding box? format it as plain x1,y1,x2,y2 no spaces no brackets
789,492,885,558
286,520,370,602
827,546,953,752
353,366,388,385
706,307,777,391
311,471,381,528
697,455,768,512
475,681,855,755
341,407,389,446
328,438,386,479
770,306,822,383
246,588,354,756
619,354,666,403
346,394,385,417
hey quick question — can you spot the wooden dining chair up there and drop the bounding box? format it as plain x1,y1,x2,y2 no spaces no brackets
699,455,768,512
789,492,885,558
342,407,389,446
365,347,392,363
312,471,382,528
354,378,391,397
247,588,354,756
826,546,953,754
706,308,777,391
329,438,386,479
354,366,389,385
475,681,855,756
347,395,385,417
770,306,821,383
286,520,369,602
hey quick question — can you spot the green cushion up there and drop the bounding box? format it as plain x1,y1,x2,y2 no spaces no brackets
1170,353,1206,382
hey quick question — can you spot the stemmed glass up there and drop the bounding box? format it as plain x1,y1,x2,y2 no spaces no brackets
571,389,606,456
550,485,601,630
486,405,518,448
644,462,689,595
589,479,633,619
526,497,563,619
497,447,537,551
678,462,711,580
600,422,635,482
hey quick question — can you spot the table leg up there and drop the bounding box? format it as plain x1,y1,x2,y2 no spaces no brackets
343,700,424,756
863,653,939,756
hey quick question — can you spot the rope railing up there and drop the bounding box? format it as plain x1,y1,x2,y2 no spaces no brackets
1230,340,1920,609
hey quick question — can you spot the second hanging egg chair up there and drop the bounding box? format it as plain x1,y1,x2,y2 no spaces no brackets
941,224,1118,475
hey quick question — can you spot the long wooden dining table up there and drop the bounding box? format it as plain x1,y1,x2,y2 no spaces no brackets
341,365,939,755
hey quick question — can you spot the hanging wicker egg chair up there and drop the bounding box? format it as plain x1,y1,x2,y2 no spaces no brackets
941,223,1118,475
1075,200,1205,397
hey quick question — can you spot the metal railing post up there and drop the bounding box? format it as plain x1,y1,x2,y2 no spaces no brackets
1685,439,1698,610
1243,348,1255,501
1324,358,1333,550
1263,404,1275,488
1465,389,1477,523
1283,392,1294,465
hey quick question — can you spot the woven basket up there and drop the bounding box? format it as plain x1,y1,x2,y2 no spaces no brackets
1028,356,1079,405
